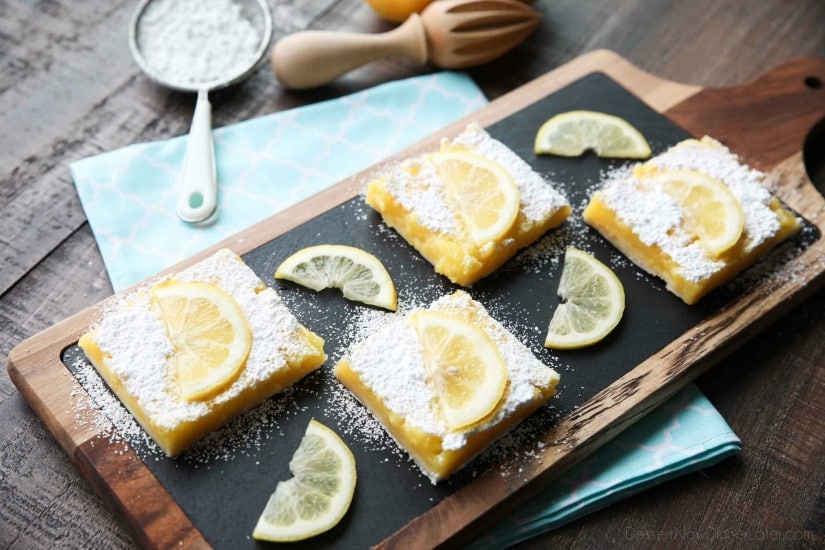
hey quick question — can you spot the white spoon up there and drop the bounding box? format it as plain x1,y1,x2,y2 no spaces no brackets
128,0,272,224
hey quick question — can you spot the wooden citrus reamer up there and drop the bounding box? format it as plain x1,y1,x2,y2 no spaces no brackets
270,0,541,89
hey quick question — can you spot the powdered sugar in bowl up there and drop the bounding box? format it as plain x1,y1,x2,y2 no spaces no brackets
129,0,272,223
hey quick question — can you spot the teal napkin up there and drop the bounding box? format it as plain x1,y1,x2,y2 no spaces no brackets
471,384,740,548
71,72,488,292
70,72,739,544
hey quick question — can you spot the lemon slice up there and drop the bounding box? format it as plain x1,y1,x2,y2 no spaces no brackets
275,244,397,311
544,248,625,349
152,281,252,402
650,169,745,257
411,311,508,430
253,419,356,542
534,110,652,159
430,150,521,244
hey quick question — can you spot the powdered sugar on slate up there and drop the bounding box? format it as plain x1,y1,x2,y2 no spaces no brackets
70,350,321,465
71,356,160,457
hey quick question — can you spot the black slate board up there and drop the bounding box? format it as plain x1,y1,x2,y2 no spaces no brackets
61,73,816,549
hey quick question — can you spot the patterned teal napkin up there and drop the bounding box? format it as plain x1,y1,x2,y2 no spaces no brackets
70,72,739,543
71,72,487,292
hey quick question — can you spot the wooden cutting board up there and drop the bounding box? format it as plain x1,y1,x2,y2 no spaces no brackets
8,50,825,549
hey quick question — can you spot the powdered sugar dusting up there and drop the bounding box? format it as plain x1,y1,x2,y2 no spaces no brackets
384,160,458,235
651,137,781,250
598,137,794,282
599,165,723,282
71,356,160,456
380,122,569,238
88,249,319,439
70,350,323,464
342,290,559,457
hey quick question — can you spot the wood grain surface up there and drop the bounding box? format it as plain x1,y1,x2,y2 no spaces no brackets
2,1,824,549
12,49,824,549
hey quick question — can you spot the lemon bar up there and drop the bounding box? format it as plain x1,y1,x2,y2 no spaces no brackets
334,290,560,483
366,123,571,286
583,136,801,304
78,248,326,456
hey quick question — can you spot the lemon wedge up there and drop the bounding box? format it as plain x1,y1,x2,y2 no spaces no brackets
152,280,252,402
253,419,356,542
650,169,745,257
275,244,397,311
535,110,651,159
430,150,521,244
544,248,625,349
411,311,508,430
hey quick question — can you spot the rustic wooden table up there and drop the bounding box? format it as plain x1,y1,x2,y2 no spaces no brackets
2,1,824,548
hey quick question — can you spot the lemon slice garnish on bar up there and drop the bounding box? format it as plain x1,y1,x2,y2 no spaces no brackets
651,169,745,258
431,150,521,244
411,311,508,430
152,280,252,402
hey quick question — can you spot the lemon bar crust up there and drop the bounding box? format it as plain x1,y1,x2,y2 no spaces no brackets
78,249,326,456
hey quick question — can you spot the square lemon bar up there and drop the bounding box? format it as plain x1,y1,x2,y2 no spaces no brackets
334,290,560,483
366,123,571,286
78,248,326,456
583,137,801,304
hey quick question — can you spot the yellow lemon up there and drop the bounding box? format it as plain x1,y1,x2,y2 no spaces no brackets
544,248,625,349
152,281,252,402
650,169,745,258
535,110,651,159
363,0,434,23
253,420,356,542
275,244,397,311
411,311,508,430
430,150,521,244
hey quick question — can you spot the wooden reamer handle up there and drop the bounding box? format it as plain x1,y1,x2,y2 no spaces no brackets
270,14,429,90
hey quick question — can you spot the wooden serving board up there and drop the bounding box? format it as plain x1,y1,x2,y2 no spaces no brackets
8,51,825,549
